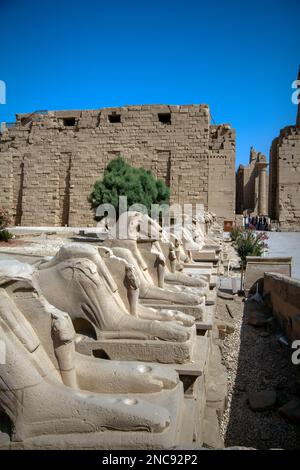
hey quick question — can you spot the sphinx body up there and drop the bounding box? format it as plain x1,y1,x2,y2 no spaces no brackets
106,240,206,321
114,211,210,280
0,259,185,445
36,244,191,342
150,240,209,289
98,246,194,326
108,211,209,294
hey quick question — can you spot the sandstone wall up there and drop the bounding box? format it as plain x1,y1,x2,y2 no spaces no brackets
208,125,236,220
236,148,268,216
264,272,300,341
236,163,256,214
0,105,236,226
268,126,300,230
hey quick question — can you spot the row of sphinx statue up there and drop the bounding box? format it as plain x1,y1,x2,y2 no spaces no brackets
0,211,222,449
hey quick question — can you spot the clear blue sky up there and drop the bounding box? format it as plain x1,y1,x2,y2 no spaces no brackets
0,0,299,167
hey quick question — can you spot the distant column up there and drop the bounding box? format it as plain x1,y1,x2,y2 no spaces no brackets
257,162,268,216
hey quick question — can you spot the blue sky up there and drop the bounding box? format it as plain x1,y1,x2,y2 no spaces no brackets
0,0,299,167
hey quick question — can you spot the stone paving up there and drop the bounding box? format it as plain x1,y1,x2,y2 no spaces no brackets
266,232,300,280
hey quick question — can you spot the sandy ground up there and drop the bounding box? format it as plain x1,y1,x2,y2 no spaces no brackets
0,233,73,257
217,295,300,449
0,239,29,248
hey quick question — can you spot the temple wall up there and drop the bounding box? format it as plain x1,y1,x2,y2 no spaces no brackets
268,127,300,230
264,272,300,341
0,105,236,226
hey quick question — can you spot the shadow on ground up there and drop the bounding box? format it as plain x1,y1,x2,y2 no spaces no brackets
224,300,300,449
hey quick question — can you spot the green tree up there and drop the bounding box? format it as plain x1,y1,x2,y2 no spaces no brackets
90,157,170,217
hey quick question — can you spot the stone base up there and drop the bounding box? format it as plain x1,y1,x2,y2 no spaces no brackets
205,343,228,418
0,384,192,450
184,262,214,269
75,326,197,364
202,341,228,449
202,407,224,448
206,288,217,305
161,336,211,446
140,300,204,319
183,267,218,288
210,275,218,288
166,336,210,377
195,304,216,333
192,250,219,264
74,334,211,446
203,244,221,253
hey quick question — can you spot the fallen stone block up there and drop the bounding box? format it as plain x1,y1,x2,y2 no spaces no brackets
248,390,277,411
217,290,234,300
216,320,235,338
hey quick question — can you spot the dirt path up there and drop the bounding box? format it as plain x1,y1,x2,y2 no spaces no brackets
217,294,300,449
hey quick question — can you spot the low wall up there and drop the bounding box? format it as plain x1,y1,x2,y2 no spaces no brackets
245,256,292,297
264,272,300,341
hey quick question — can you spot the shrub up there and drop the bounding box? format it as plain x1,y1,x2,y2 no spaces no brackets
235,230,268,268
234,230,269,291
0,208,13,242
0,229,13,242
0,208,10,230
90,157,170,217
230,226,242,242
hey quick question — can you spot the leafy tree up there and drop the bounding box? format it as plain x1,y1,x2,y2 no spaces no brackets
90,157,170,217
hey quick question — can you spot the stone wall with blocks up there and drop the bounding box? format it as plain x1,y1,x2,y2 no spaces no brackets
264,272,300,341
269,126,300,231
236,147,268,216
0,105,236,226
268,68,300,230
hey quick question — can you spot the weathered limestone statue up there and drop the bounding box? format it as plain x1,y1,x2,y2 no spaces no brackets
107,241,206,321
115,210,195,263
191,213,221,248
168,241,178,273
165,211,221,256
0,260,188,449
37,244,191,342
98,246,195,325
135,211,213,292
139,244,209,296
108,211,209,301
150,240,209,289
